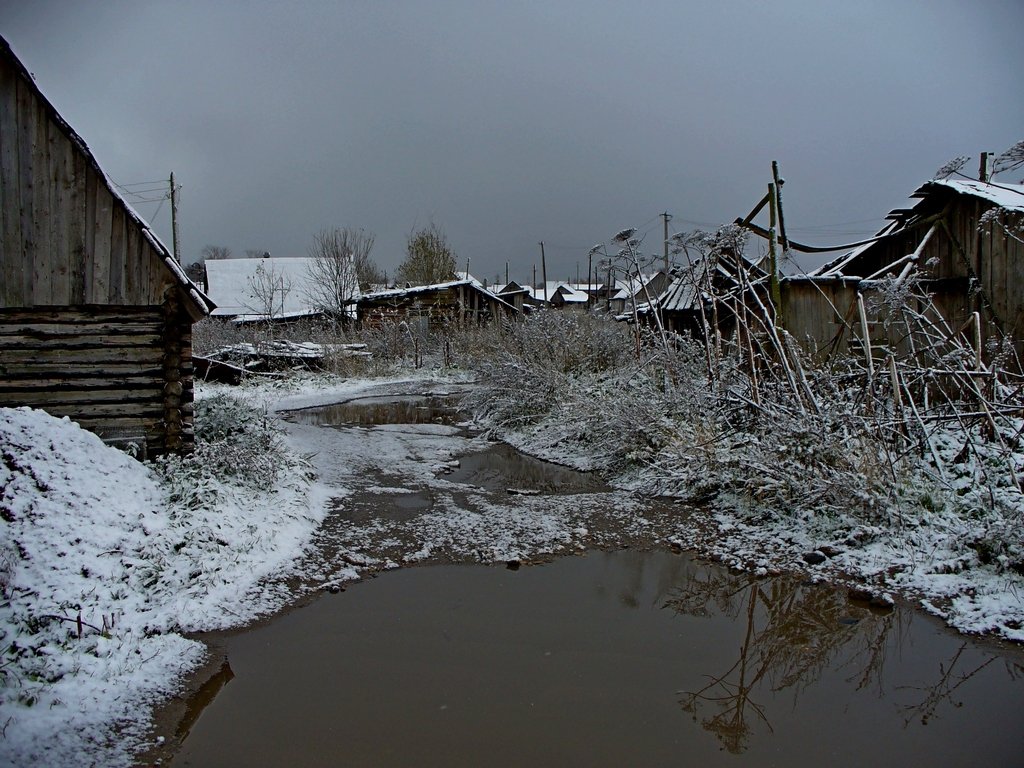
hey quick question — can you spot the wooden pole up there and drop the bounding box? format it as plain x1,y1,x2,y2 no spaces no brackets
661,211,671,271
170,172,181,263
588,251,593,309
540,241,548,304
767,183,782,326
771,161,789,253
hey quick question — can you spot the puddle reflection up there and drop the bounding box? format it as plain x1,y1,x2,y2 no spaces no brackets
287,395,462,426
171,551,1024,768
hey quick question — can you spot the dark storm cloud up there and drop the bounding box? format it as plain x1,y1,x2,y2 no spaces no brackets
1,0,1022,280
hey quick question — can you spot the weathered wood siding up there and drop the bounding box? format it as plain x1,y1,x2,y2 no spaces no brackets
0,306,194,455
0,53,179,309
782,191,1024,362
0,40,202,455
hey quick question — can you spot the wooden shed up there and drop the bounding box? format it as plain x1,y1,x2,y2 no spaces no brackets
357,279,518,330
780,178,1024,360
0,36,214,456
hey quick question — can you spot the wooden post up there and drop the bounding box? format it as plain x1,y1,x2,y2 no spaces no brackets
169,172,181,263
587,251,593,310
771,161,789,253
767,183,782,327
540,242,548,304
662,211,671,271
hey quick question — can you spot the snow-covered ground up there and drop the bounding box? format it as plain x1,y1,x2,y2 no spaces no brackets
3,367,1023,766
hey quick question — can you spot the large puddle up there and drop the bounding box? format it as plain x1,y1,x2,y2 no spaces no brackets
287,394,463,427
171,550,1024,767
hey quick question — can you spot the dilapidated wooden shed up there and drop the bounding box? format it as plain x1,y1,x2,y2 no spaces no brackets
781,178,1024,360
0,36,213,456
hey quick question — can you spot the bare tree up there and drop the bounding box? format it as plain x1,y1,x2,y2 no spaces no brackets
304,227,369,318
245,262,293,340
245,249,270,259
396,223,458,286
202,244,232,260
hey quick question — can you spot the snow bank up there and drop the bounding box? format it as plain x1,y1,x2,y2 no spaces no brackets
0,405,322,767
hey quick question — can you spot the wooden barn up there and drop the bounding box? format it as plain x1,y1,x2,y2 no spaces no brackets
780,177,1024,360
357,279,518,330
0,36,214,456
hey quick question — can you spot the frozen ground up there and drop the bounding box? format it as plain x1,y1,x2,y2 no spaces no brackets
3,369,1022,766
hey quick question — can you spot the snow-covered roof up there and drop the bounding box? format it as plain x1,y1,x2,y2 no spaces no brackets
554,285,590,303
918,178,1024,212
205,257,341,318
359,279,518,313
454,270,484,287
810,177,1024,278
611,274,659,301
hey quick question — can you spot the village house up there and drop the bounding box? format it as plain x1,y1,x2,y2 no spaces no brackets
357,278,519,330
0,36,214,456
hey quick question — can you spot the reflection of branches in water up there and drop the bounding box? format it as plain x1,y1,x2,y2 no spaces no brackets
898,643,996,726
671,569,894,754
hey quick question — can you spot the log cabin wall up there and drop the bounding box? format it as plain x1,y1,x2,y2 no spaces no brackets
0,38,203,455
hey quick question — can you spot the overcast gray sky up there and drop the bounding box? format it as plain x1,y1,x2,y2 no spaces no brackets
2,1,1021,283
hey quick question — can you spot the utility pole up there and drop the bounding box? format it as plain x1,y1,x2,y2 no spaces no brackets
979,152,992,183
505,261,509,285
169,172,181,262
771,161,789,253
661,211,672,271
587,250,593,310
767,182,782,326
539,241,548,304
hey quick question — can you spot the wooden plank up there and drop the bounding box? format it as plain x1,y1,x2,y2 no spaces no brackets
0,60,22,307
0,305,160,323
15,70,37,305
27,89,50,306
84,166,97,302
0,346,165,364
0,364,166,378
91,173,112,302
48,127,75,305
0,332,163,349
67,149,87,304
109,204,126,303
123,217,140,303
0,388,163,406
24,402,167,419
0,319,163,335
